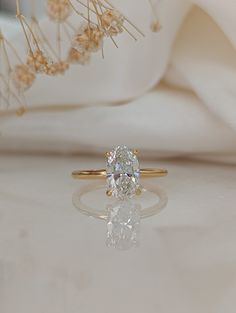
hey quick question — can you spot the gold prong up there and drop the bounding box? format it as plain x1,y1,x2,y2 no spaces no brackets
135,187,142,196
106,189,112,197
133,149,139,155
105,151,111,158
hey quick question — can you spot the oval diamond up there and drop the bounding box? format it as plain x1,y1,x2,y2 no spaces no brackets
106,146,140,199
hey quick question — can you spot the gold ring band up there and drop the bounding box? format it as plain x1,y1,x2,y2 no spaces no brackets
72,146,168,198
72,168,168,179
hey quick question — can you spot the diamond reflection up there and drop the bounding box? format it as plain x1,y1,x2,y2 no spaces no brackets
106,199,141,250
72,182,168,250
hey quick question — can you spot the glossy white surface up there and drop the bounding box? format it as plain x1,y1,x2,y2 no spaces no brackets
0,154,235,313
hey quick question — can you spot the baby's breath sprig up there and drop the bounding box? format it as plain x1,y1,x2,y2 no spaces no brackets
16,0,69,77
42,0,145,66
16,0,145,68
1,0,146,115
0,30,33,114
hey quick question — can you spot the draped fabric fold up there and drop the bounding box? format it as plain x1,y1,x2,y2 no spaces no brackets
1,0,236,162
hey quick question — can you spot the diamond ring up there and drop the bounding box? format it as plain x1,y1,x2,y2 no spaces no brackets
72,145,168,199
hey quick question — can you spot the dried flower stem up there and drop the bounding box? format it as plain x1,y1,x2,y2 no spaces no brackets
68,0,96,25
0,31,30,110
87,0,91,25
148,0,159,21
101,0,145,37
91,0,102,25
85,0,141,41
31,17,59,60
89,0,106,57
16,1,34,55
1,39,11,104
4,38,24,64
148,0,161,32
0,74,22,106
21,15,41,50
0,90,10,107
80,0,119,48
1,38,12,73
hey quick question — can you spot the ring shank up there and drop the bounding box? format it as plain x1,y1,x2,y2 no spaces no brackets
72,168,168,179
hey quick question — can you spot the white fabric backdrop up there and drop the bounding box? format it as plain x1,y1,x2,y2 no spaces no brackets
0,0,236,162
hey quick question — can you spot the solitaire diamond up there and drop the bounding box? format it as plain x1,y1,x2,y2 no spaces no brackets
106,145,140,199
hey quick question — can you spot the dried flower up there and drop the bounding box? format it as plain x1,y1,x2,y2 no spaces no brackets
68,47,90,65
12,64,36,91
27,49,49,73
45,60,69,75
46,0,71,22
101,9,124,36
150,20,162,32
72,24,104,53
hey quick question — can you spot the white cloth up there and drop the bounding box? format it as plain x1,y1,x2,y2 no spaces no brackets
1,1,236,162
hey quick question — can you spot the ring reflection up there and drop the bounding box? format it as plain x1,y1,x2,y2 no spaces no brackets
72,182,168,250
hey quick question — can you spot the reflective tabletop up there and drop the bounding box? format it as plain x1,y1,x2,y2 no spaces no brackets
0,154,235,313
